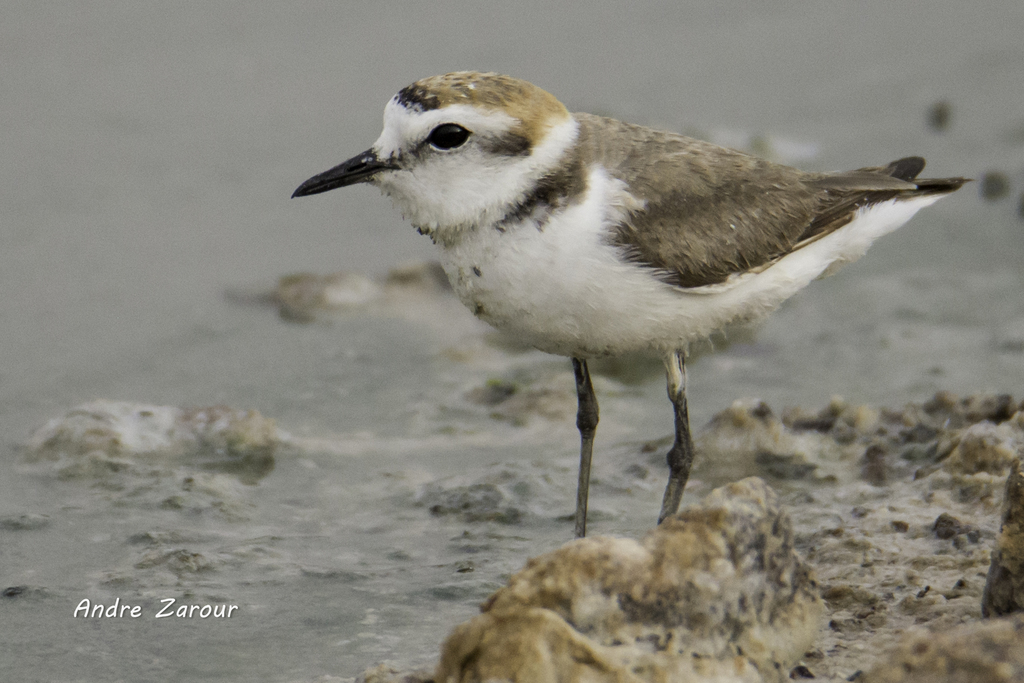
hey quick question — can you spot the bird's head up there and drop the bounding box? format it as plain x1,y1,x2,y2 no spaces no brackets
292,72,579,237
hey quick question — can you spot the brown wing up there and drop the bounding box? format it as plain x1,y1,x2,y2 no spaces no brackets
572,113,967,288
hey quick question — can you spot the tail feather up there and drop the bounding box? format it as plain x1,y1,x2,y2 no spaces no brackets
886,155,970,194
913,175,971,195
797,157,969,244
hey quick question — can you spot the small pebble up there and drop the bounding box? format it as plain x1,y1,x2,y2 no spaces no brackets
789,416,835,433
861,444,887,486
466,379,517,406
790,663,816,679
933,512,968,540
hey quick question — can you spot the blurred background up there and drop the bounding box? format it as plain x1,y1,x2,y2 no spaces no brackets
1,2,1022,681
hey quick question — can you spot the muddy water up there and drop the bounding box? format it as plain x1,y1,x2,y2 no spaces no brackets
1,2,1023,681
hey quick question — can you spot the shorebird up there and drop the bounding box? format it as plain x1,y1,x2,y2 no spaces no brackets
292,71,966,537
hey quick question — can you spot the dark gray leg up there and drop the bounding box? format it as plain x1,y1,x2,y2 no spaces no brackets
658,350,694,524
572,358,599,538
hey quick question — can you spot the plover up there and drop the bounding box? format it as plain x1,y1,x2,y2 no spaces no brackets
292,71,966,537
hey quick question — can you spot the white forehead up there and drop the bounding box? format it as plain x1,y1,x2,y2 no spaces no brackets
372,99,518,159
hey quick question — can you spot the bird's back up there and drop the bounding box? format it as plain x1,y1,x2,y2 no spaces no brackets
571,113,968,289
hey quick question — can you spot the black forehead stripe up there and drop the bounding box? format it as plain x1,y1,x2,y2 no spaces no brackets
395,84,440,112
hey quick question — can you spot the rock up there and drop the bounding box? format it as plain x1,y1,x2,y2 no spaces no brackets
432,478,821,683
921,391,1019,428
822,584,880,611
465,379,518,406
356,663,432,683
701,399,836,483
983,459,1024,617
134,548,213,575
256,261,463,324
1,585,47,599
275,271,382,322
464,375,574,426
861,614,1024,683
384,261,452,292
789,664,816,679
923,417,1024,508
24,400,280,484
943,422,1021,476
960,394,1017,425
419,482,525,524
933,513,972,540
414,461,570,524
861,444,888,486
756,451,819,480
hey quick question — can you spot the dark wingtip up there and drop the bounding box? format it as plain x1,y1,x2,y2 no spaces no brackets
915,175,973,193
887,156,927,182
887,156,972,194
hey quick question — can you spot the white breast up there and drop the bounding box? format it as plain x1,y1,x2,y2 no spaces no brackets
437,167,940,358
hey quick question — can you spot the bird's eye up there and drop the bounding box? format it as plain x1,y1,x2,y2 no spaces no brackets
427,124,471,150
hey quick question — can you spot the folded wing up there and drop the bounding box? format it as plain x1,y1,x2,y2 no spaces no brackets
572,113,967,288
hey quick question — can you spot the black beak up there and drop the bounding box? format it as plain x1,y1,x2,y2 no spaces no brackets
291,149,396,198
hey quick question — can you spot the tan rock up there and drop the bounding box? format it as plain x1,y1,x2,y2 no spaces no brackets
275,271,382,321
24,400,280,484
943,422,1021,476
433,478,821,683
983,458,1024,617
356,663,432,683
861,614,1024,683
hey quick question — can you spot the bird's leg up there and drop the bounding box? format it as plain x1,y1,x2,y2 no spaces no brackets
571,358,599,538
658,350,694,524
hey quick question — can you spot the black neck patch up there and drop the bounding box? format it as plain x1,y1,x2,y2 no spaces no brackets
496,144,587,230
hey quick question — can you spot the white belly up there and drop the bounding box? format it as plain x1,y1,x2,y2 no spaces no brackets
437,168,939,358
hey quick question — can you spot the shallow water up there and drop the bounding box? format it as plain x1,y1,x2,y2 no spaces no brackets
2,2,1023,681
